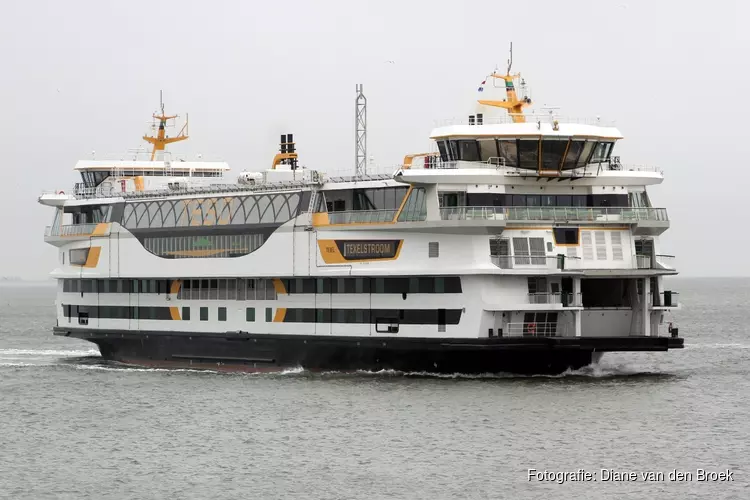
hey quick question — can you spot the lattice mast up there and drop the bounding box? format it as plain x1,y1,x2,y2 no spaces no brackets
142,90,189,160
355,84,367,176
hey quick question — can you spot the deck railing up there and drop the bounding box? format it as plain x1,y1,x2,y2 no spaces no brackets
504,322,568,337
44,223,99,237
635,254,652,269
440,206,668,222
528,292,582,307
326,209,399,224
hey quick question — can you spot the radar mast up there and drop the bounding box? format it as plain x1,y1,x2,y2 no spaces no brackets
142,91,189,160
477,43,532,123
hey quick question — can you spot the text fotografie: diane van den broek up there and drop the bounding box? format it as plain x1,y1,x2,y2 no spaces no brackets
528,469,734,484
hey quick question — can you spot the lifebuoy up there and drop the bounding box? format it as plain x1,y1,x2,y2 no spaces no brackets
527,322,537,335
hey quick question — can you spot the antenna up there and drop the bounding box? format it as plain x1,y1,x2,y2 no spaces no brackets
507,42,513,74
355,84,367,176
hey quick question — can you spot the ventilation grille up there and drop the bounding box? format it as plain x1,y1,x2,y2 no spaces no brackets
428,242,439,258
595,231,607,260
611,231,623,261
581,231,594,260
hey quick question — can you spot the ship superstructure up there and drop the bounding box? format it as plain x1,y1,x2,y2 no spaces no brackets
39,67,682,375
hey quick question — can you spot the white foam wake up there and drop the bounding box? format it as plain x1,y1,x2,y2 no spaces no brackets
0,348,99,357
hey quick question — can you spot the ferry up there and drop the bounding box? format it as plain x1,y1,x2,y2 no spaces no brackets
39,59,683,375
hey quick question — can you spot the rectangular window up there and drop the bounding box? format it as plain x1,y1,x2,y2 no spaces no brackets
265,307,272,322
182,307,190,321
200,307,208,321
246,307,255,322
69,248,89,265
218,307,227,321
553,228,579,245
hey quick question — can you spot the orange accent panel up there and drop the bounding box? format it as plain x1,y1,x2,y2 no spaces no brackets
169,307,181,320
91,223,110,236
273,308,287,322
317,240,403,264
273,278,287,294
311,213,330,226
83,247,101,268
134,176,145,191
170,279,182,295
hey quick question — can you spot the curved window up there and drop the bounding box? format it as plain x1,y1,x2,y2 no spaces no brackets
142,233,267,259
518,139,539,170
121,192,302,229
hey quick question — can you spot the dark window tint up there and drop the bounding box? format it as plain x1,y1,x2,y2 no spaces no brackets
246,307,255,322
562,141,584,170
200,307,208,321
541,139,568,170
218,307,227,321
553,228,579,245
182,307,190,321
266,308,272,322
458,140,480,162
518,139,539,170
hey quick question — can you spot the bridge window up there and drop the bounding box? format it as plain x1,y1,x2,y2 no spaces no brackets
591,142,614,163
458,140,480,162
562,140,584,170
478,139,499,162
541,139,568,170
518,139,539,170
497,139,518,167
437,141,449,161
448,141,459,161
577,141,597,168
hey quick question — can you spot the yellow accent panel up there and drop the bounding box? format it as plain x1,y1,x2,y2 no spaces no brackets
134,176,145,192
91,223,110,236
170,279,182,295
271,152,298,170
169,307,181,320
273,308,287,322
273,278,287,294
83,247,101,268
402,153,437,170
317,240,403,264
311,213,330,226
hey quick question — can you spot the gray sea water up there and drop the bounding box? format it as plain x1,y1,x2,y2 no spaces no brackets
0,279,748,500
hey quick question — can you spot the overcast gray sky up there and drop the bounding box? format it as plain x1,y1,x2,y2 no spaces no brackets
1,0,746,278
